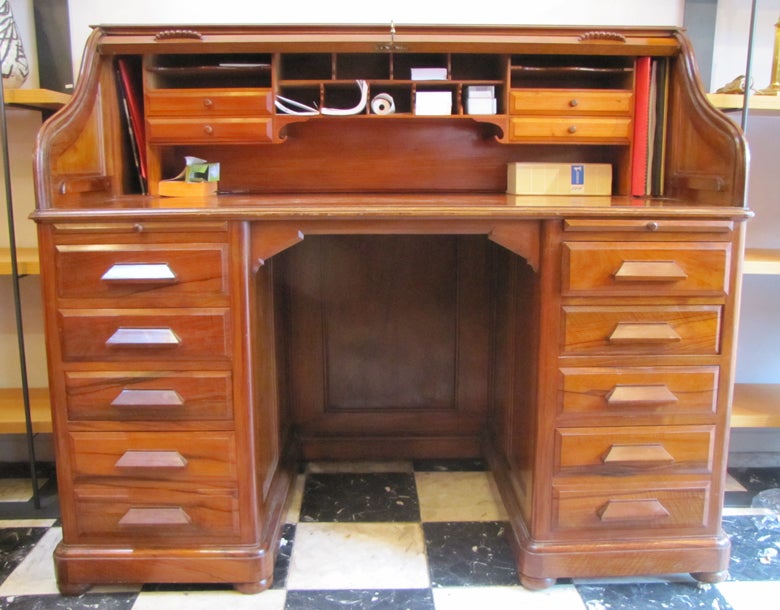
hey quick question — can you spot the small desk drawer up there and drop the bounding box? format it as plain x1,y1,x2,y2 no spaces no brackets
147,117,273,144
68,431,237,480
562,242,730,296
509,89,632,115
561,305,721,356
55,243,229,304
59,309,231,362
73,483,240,542
510,116,631,143
146,88,273,116
64,371,233,422
556,426,714,475
552,483,710,534
558,366,719,421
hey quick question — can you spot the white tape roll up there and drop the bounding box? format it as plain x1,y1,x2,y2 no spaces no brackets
370,93,396,115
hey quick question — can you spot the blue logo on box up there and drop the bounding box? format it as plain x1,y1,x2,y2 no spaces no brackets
571,165,584,185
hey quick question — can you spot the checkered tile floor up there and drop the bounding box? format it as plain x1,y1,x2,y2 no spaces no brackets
0,459,778,609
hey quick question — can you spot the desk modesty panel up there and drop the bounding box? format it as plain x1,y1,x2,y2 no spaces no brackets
32,24,749,595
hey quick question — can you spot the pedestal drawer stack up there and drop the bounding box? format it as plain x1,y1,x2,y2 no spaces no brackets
42,221,241,547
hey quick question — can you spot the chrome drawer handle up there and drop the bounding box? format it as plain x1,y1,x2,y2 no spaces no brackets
613,261,688,283
606,384,678,407
111,389,184,407
115,450,188,469
101,263,177,282
119,507,192,527
106,328,181,347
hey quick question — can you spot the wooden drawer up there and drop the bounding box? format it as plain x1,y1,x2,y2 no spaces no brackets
59,309,231,362
561,305,721,356
68,431,237,480
562,242,731,296
509,89,632,115
64,371,233,422
55,243,229,305
558,366,719,421
555,425,715,475
72,482,240,542
509,116,631,143
552,482,711,534
146,88,273,116
147,117,273,144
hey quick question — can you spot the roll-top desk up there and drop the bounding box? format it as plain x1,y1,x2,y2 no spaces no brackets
33,24,750,594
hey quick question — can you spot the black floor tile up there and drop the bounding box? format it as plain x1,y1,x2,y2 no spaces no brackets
0,528,48,585
284,589,435,609
273,523,296,589
299,472,420,522
412,458,487,472
723,514,780,581
728,467,780,492
576,582,734,610
423,521,518,587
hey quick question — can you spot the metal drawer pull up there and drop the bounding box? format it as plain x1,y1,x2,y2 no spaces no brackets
115,450,188,469
602,444,675,466
613,261,688,282
606,384,678,407
101,263,176,282
111,389,185,407
597,499,670,522
608,322,681,344
119,507,192,527
106,328,181,347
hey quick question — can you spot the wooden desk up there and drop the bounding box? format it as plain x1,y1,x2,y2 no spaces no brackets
33,24,749,594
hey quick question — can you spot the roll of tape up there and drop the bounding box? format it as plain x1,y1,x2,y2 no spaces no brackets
370,93,396,115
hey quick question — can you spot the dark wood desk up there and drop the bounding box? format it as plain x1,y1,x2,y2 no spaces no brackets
33,24,749,594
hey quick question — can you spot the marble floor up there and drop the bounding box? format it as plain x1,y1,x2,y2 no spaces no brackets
0,459,778,609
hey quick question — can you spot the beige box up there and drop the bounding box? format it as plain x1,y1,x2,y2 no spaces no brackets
507,162,612,195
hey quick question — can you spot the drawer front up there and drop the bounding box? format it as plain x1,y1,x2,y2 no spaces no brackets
59,309,231,362
562,242,731,296
64,371,233,422
558,366,719,420
55,243,229,303
73,483,240,542
556,426,714,475
69,431,237,480
561,306,721,355
509,89,632,115
552,483,711,534
510,117,631,143
146,88,273,116
147,117,272,144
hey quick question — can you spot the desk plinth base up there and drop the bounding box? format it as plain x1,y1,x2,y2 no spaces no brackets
53,543,277,595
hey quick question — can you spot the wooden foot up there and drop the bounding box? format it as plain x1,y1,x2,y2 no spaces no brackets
691,570,729,584
234,579,271,594
520,574,557,590
58,582,91,596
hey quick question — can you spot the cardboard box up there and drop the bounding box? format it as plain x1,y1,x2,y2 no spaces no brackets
507,162,612,195
415,91,452,115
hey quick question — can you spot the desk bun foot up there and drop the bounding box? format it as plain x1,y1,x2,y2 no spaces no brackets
520,574,556,590
691,570,728,584
234,579,271,594
58,582,91,596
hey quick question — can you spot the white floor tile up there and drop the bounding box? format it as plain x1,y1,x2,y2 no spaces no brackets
415,471,508,522
285,474,304,523
132,588,286,610
432,584,587,610
286,522,429,590
0,478,48,502
717,581,780,610
0,527,61,596
0,519,57,528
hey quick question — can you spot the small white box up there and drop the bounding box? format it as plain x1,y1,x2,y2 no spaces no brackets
466,85,495,98
415,91,452,115
411,67,448,80
466,97,497,115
